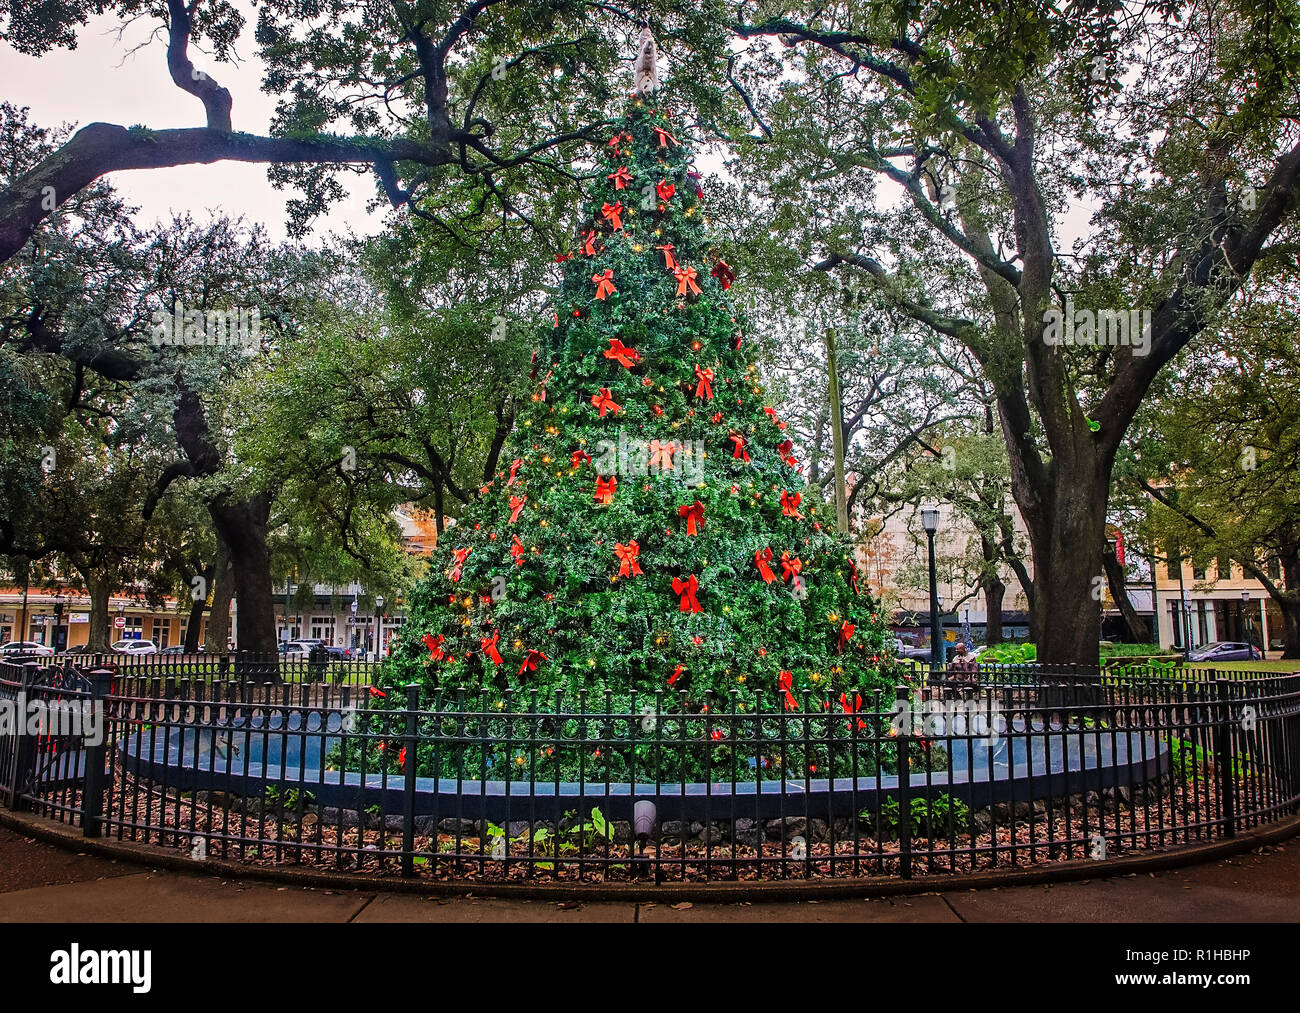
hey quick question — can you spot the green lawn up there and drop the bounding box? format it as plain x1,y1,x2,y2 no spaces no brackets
1202,659,1299,674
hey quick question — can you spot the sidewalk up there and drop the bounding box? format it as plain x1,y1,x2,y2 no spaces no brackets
1,825,1296,922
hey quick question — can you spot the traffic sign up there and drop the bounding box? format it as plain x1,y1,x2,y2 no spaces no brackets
114,616,126,629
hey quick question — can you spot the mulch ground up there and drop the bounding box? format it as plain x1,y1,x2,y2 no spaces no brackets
55,769,1263,885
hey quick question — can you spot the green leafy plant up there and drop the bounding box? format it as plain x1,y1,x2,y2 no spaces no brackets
979,642,1037,664
865,794,971,838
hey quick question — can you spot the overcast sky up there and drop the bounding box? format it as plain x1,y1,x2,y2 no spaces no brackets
0,6,382,243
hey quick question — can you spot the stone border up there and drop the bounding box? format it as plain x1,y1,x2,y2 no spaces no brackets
3,807,1296,903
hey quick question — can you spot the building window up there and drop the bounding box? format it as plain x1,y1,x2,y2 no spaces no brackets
1192,561,1206,580
1170,603,1183,647
311,615,335,644
1165,551,1180,580
150,617,170,648
1268,556,1282,582
1217,556,1232,580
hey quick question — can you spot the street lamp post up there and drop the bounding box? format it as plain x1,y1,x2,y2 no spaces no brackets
375,595,385,662
1241,589,1254,654
53,591,66,654
921,506,942,673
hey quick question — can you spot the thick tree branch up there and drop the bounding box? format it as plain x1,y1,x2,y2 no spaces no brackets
166,0,232,131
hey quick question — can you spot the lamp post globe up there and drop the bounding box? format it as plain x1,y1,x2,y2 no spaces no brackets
920,506,942,673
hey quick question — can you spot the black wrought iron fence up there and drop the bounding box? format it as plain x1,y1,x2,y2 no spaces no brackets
2,659,1298,885
0,650,382,686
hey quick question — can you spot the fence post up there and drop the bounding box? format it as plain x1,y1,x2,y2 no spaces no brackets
7,663,41,812
401,683,419,877
895,684,912,879
81,667,115,838
1213,676,1236,838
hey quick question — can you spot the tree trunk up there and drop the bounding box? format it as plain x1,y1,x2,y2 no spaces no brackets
85,573,113,654
1015,453,1109,668
981,574,1005,644
977,533,1005,643
209,492,279,678
172,387,277,675
1276,601,1300,661
202,541,233,653
1276,544,1300,659
823,326,849,533
1102,540,1151,642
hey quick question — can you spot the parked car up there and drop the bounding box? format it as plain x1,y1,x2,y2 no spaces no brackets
325,646,352,660
278,640,310,656
159,645,204,655
1187,641,1263,663
892,637,931,661
111,639,159,655
0,640,54,658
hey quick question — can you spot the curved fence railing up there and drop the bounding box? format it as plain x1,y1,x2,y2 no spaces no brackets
1,658,1297,885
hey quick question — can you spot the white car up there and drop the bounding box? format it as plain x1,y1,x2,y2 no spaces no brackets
111,639,158,655
0,641,55,657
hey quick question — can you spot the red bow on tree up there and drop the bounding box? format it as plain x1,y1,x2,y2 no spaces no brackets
673,265,702,297
607,133,623,148
580,230,598,257
593,269,617,300
510,534,525,566
668,662,685,687
837,621,856,654
595,475,617,504
423,634,446,661
591,388,621,416
848,559,861,594
600,202,624,229
678,500,705,536
780,552,802,582
711,260,735,290
655,179,675,202
840,692,867,731
614,540,643,578
508,495,526,524
607,166,632,190
603,337,638,367
481,632,503,666
672,574,703,613
781,490,803,518
777,439,799,467
518,649,548,676
648,439,675,471
693,364,714,399
764,406,788,430
450,547,472,582
778,670,800,711
555,252,571,263
571,449,592,468
656,243,677,269
754,547,777,583
652,126,677,148
729,431,750,463
506,458,522,486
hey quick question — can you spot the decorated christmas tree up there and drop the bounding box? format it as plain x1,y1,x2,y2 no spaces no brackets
378,37,897,724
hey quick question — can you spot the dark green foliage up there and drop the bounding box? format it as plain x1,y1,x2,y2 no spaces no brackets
373,91,898,746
